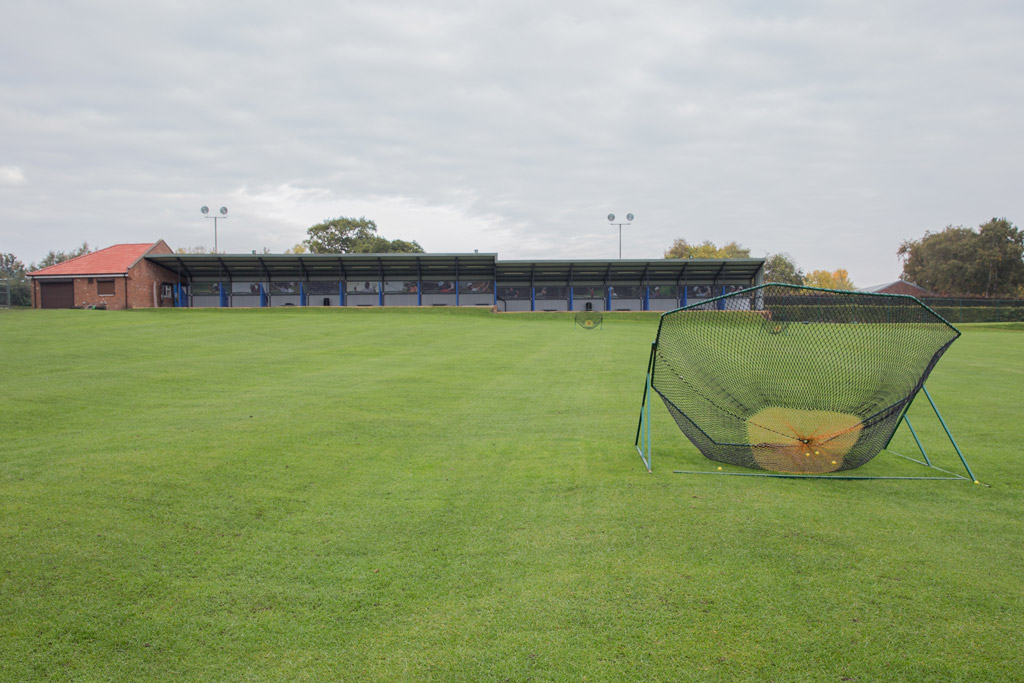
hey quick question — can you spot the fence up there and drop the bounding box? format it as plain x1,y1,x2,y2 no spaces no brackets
920,298,1024,323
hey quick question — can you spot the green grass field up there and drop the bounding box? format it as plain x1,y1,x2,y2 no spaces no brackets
1,308,1022,681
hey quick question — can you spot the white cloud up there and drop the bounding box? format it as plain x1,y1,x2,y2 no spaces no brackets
0,166,26,185
1,0,1023,285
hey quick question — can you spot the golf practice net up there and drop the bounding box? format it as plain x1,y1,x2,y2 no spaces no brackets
575,311,603,330
650,284,960,473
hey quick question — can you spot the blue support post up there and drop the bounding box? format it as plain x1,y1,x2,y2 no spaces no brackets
259,283,267,307
531,287,536,311
569,286,574,311
606,287,612,311
681,286,687,308
378,280,383,307
299,282,305,306
644,286,650,311
339,282,345,307
219,283,227,308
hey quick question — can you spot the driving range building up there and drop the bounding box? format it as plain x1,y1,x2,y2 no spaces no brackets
142,251,766,312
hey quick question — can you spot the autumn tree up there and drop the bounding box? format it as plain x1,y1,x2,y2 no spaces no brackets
804,269,856,290
665,239,751,259
898,218,1024,297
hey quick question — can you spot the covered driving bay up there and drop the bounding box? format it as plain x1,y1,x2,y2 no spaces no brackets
145,252,765,312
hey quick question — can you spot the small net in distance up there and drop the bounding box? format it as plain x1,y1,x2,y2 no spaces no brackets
575,311,603,330
651,284,960,474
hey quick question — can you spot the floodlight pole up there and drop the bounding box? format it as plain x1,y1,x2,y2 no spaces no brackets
201,206,229,254
607,212,634,259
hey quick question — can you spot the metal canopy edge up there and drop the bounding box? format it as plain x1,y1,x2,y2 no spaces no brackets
146,253,765,283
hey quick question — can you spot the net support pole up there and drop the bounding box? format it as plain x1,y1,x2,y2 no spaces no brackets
634,342,656,472
901,415,932,467
921,385,976,482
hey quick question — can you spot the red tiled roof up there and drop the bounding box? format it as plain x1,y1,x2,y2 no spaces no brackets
29,243,158,276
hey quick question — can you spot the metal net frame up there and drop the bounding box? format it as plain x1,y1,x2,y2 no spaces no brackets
637,283,967,476
575,311,603,330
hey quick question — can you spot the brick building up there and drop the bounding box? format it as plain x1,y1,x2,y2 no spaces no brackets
28,240,180,310
26,240,768,311
860,280,936,297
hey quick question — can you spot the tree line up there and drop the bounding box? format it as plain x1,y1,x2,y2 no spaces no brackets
664,239,855,290
667,216,1023,297
1,242,91,307
5,216,1020,308
898,218,1023,298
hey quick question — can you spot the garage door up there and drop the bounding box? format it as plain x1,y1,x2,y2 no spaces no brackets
40,281,75,309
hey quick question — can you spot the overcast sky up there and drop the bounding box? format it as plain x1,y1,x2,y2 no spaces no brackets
2,0,1022,285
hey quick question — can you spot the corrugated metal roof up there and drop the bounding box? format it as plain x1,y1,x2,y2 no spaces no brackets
145,252,765,283
495,258,765,283
146,252,500,280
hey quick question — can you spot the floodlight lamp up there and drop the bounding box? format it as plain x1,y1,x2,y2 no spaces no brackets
201,206,209,215
608,213,615,222
220,207,228,215
626,213,634,221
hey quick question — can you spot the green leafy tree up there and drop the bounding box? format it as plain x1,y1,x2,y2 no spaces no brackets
763,253,804,285
0,253,31,306
303,216,379,253
303,216,424,254
898,218,1024,297
349,236,424,254
804,268,856,290
175,245,216,254
32,242,91,270
665,239,751,259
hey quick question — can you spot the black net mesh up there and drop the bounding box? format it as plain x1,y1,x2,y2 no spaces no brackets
652,284,960,473
575,311,603,329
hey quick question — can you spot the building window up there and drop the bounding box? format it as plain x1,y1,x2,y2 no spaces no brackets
97,279,115,296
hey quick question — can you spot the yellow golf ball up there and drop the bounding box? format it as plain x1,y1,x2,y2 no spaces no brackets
717,466,723,471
